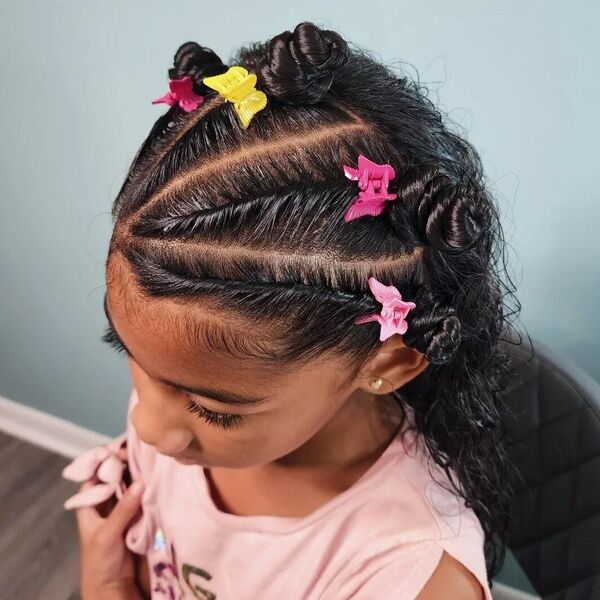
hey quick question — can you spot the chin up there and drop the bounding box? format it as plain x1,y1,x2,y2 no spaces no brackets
173,455,200,465
172,453,225,468
171,451,267,470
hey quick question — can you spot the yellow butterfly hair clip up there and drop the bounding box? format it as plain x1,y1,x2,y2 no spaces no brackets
203,65,268,129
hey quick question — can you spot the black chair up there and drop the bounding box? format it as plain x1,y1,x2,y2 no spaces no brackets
498,331,600,599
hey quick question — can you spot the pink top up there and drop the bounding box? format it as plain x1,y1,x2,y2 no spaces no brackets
63,388,493,599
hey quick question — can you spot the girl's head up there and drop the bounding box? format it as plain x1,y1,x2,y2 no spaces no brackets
103,22,520,575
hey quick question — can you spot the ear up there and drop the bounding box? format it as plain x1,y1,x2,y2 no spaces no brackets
357,335,430,396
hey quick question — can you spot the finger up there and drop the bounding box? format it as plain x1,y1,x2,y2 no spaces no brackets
74,480,105,537
75,505,103,540
102,481,145,541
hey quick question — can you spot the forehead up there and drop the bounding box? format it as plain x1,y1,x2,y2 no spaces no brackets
106,281,272,374
106,251,322,389
104,250,354,394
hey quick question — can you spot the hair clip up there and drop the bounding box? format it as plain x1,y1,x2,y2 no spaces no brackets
342,155,398,222
151,75,205,113
354,276,416,341
202,65,267,129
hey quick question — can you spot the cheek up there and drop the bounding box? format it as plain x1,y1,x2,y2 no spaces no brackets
287,387,345,429
194,398,341,468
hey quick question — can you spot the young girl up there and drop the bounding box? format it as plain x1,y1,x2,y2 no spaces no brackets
62,21,519,600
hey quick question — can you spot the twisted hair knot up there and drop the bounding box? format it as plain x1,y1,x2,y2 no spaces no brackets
258,21,349,104
390,166,492,253
169,41,228,95
403,301,462,365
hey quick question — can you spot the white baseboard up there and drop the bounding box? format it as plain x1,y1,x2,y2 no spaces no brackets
492,582,540,599
0,394,111,459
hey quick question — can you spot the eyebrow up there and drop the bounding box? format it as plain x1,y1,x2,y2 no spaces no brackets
102,292,269,407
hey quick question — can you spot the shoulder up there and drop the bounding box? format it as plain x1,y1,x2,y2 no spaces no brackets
327,539,491,600
416,550,485,600
400,431,491,599
322,430,492,599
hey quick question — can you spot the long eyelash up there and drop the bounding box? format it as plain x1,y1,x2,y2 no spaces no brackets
102,324,129,356
184,397,243,430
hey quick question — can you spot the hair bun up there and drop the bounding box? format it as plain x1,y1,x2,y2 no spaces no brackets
169,42,228,95
391,166,492,253
403,303,462,365
418,177,491,253
258,21,349,104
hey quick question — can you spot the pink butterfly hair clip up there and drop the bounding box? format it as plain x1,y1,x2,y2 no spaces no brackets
343,155,398,222
151,75,204,113
354,276,416,341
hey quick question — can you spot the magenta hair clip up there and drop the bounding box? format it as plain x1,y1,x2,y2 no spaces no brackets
151,75,204,113
354,276,416,341
343,155,398,222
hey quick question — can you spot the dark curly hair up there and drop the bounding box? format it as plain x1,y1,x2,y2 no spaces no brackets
106,21,524,581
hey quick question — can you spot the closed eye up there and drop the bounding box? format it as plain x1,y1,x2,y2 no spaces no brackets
184,396,243,430
102,324,129,356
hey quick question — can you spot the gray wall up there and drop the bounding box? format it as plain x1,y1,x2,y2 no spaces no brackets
1,1,598,592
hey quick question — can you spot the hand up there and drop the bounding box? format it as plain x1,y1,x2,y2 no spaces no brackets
74,474,146,600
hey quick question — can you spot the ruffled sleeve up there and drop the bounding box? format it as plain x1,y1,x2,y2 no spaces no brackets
61,387,157,556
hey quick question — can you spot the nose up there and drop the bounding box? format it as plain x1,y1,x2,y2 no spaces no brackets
155,428,194,456
131,401,193,455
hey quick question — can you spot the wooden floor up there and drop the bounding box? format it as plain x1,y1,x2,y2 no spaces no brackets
0,430,81,600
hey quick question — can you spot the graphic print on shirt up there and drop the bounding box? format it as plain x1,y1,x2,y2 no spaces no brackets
151,526,217,600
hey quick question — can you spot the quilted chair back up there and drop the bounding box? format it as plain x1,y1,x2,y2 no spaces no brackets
499,332,600,599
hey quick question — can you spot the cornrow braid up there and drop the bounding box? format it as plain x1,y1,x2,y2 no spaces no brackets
106,21,522,579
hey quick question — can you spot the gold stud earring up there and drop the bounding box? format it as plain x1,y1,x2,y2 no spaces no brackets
370,377,384,390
